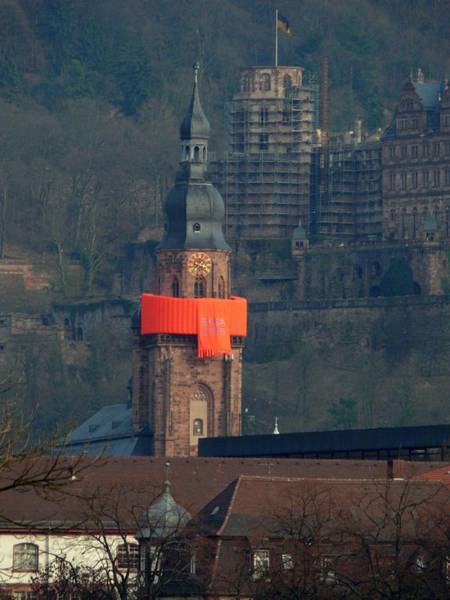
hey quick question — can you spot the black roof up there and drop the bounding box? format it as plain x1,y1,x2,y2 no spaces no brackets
199,424,450,458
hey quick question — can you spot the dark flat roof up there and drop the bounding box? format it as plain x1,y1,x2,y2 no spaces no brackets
199,424,450,458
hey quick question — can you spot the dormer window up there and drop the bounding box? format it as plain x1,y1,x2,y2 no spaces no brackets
193,222,201,233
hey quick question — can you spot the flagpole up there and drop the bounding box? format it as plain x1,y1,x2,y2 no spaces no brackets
275,8,278,67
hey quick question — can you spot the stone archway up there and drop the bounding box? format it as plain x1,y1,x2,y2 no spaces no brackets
189,384,214,448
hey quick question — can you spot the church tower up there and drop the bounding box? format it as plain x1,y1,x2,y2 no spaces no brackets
132,64,245,457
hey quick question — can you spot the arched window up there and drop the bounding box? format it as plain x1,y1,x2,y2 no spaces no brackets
283,74,292,94
203,147,206,161
194,277,206,298
185,145,190,160
260,74,271,91
193,418,204,436
218,276,226,298
172,277,180,297
193,222,201,233
13,543,39,572
116,543,140,570
194,146,200,161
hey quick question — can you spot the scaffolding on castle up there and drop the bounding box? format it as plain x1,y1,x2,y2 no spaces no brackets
210,78,319,240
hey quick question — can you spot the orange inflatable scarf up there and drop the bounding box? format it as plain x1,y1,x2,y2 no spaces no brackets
140,294,247,358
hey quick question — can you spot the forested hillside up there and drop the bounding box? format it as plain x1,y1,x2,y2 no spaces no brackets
0,0,449,293
1,1,450,435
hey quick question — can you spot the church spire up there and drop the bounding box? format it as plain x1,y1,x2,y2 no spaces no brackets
180,63,210,143
157,64,230,251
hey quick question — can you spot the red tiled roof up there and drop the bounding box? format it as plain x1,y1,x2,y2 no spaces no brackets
0,456,445,530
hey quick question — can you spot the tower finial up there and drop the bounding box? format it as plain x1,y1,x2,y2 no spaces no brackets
194,62,200,85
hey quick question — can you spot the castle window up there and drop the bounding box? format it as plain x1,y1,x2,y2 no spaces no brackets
401,172,407,190
218,276,226,298
193,418,204,436
13,543,39,572
172,277,180,297
260,74,271,91
389,173,396,190
194,277,206,298
260,107,268,125
283,74,292,94
116,543,140,570
194,146,200,161
259,133,269,151
193,222,201,232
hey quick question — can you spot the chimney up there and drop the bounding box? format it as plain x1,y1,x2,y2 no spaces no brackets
320,57,329,146
355,119,362,144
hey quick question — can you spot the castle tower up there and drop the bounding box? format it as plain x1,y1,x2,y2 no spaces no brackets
209,65,318,239
132,64,245,457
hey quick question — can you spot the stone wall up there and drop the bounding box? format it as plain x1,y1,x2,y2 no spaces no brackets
244,294,450,435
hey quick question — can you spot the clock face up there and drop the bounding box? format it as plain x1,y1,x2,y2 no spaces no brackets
187,252,212,277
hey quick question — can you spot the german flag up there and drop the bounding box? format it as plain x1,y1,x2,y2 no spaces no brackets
277,13,292,36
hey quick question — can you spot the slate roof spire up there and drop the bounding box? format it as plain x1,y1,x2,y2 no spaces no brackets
180,62,210,141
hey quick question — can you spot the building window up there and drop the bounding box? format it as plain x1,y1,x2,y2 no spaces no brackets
446,169,450,186
172,277,180,297
218,276,226,299
401,172,407,190
423,143,430,157
411,171,418,188
434,170,441,187
411,118,419,129
283,74,292,93
193,418,204,436
194,146,200,161
193,222,201,232
398,118,408,130
445,142,450,156
190,552,197,574
194,277,206,298
13,543,39,572
389,146,395,159
389,173,396,190
433,142,440,157
445,115,450,127
401,145,407,159
282,553,294,570
117,543,140,570
259,133,269,151
260,74,271,91
252,549,270,579
320,556,336,584
423,170,430,187
411,145,418,159
282,109,290,125
260,107,268,125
